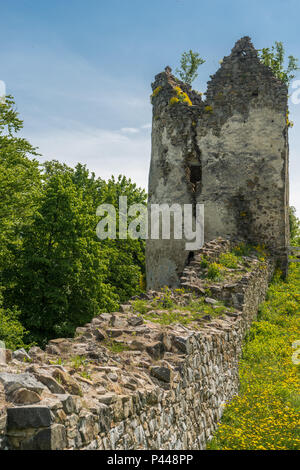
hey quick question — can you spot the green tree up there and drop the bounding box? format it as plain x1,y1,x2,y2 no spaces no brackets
0,296,28,351
0,96,41,272
1,95,147,347
6,171,119,345
0,96,41,349
258,42,299,86
43,164,146,294
99,175,146,290
175,50,205,85
289,206,300,245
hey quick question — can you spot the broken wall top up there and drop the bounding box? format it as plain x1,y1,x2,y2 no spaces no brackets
151,36,288,131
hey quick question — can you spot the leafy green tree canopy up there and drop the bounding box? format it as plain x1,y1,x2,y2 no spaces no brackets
289,206,300,246
175,50,205,85
258,42,299,86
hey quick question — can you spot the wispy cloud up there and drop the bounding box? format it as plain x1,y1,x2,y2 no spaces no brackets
121,127,140,134
27,125,151,190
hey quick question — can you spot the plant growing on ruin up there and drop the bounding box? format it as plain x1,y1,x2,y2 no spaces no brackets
169,86,192,106
175,50,205,85
154,287,175,309
258,42,299,87
206,262,224,281
200,257,209,269
219,252,239,269
104,339,130,353
132,299,149,315
232,243,253,257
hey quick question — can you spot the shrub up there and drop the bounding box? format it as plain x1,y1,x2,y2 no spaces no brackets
155,287,175,309
207,262,224,280
219,252,239,269
200,257,209,269
232,243,252,257
132,299,149,315
0,305,28,351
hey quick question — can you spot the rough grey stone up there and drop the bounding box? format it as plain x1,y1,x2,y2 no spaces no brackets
33,372,66,394
127,316,144,327
12,349,31,362
0,372,45,396
146,342,165,360
150,366,171,383
21,424,67,450
11,388,41,405
205,297,218,305
56,394,76,415
7,406,51,430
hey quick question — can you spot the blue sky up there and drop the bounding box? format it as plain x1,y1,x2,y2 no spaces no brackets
1,0,299,214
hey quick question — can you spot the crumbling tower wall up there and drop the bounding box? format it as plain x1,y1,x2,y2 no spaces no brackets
146,37,289,289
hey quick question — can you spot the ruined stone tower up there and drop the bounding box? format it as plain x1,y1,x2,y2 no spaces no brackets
146,36,289,289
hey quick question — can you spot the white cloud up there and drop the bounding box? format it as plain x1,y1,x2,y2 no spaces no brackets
141,123,152,129
27,126,151,190
120,127,140,134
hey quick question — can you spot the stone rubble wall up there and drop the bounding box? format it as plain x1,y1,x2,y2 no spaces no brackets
0,239,274,450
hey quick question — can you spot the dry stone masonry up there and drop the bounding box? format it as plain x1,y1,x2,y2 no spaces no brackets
146,36,289,289
0,239,274,450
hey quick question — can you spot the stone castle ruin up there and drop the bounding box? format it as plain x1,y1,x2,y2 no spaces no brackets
0,36,291,451
146,36,289,289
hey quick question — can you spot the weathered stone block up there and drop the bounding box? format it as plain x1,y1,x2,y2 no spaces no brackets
20,424,67,450
7,406,51,430
150,366,171,383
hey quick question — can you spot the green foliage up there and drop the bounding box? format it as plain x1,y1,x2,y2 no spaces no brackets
0,95,147,348
104,339,131,353
175,50,205,85
132,299,150,315
232,243,253,257
219,252,239,269
153,287,175,309
200,257,209,269
70,355,87,370
0,303,28,351
4,169,119,344
289,206,300,246
258,42,299,86
208,263,300,450
0,96,41,275
206,262,224,280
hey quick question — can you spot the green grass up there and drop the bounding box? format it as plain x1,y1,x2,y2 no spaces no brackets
104,339,131,354
143,295,231,326
207,263,300,450
70,355,87,369
132,299,150,315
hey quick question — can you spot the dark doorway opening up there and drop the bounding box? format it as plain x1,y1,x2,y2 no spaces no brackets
189,164,201,185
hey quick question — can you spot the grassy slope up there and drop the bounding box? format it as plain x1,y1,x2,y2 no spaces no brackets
208,263,300,450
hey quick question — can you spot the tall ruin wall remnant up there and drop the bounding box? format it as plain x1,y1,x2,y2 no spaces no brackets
146,37,289,289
